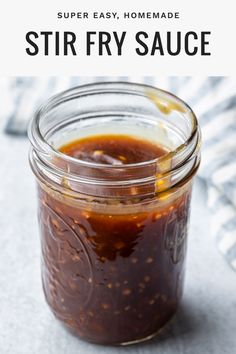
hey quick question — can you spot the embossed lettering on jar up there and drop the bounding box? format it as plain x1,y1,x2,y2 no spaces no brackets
28,82,201,345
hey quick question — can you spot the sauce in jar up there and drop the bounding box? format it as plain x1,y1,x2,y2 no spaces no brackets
39,134,191,344
29,82,200,345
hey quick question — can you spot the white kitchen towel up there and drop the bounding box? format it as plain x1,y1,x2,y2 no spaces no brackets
2,76,236,271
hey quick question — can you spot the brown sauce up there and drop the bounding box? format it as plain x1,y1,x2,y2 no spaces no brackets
39,134,191,344
59,134,167,165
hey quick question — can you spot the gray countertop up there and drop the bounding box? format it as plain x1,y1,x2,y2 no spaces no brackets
0,127,236,354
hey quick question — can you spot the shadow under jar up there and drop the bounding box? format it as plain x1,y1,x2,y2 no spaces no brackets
28,82,201,345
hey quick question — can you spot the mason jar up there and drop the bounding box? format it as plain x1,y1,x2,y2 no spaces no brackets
28,82,201,345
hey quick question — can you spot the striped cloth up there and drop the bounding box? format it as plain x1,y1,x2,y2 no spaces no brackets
3,76,236,271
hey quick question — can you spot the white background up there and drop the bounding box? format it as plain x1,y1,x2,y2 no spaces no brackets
0,0,235,75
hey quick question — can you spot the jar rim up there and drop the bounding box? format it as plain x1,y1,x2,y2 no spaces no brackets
28,81,199,172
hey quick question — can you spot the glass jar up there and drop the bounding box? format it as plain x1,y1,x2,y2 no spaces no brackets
28,82,201,345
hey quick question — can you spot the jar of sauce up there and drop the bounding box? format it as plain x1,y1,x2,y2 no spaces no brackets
28,82,201,345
